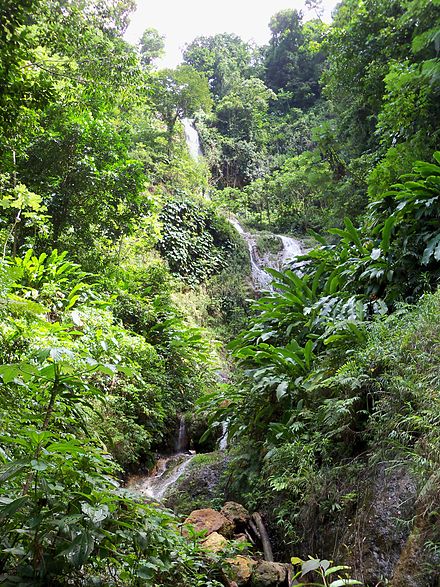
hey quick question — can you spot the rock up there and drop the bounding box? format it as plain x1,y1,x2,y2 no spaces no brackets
221,501,250,529
164,452,230,514
202,531,228,552
226,555,256,586
183,508,234,538
251,561,287,587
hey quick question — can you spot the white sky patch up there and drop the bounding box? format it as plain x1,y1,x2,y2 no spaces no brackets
124,0,340,68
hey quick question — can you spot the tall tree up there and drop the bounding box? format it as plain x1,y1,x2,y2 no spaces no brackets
154,65,212,148
183,33,254,100
264,9,325,110
139,27,165,67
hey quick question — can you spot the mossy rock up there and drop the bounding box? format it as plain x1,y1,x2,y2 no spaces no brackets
164,451,230,514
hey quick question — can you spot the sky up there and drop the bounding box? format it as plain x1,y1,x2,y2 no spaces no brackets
124,0,340,68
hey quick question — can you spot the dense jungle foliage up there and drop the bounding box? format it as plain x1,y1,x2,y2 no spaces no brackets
0,0,439,585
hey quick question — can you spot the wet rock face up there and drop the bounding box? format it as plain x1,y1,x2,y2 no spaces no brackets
341,464,417,585
183,508,234,538
165,452,229,514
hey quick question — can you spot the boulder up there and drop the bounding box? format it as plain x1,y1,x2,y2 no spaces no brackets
221,501,250,529
226,555,256,586
202,531,228,553
251,561,288,587
183,508,234,538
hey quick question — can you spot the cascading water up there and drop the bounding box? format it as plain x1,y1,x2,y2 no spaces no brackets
128,454,195,501
229,217,273,289
218,420,228,451
229,217,304,290
175,414,188,453
182,118,202,160
127,416,193,501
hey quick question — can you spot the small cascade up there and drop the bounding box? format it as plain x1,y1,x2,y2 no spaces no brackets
128,454,195,501
175,414,188,453
229,217,272,290
127,415,193,501
229,217,304,290
279,235,303,266
182,118,202,161
219,421,228,451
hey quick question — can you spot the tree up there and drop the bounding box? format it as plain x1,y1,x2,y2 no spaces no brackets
139,27,165,67
264,9,325,110
154,65,212,148
183,33,254,100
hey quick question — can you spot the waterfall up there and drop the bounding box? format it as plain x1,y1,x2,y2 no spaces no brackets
175,414,188,453
182,118,202,161
219,421,228,451
128,454,195,501
229,217,304,290
127,415,192,501
229,217,273,290
279,235,302,265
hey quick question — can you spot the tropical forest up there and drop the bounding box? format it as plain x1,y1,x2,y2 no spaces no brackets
0,0,439,585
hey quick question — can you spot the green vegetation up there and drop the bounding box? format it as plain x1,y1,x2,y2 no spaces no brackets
1,0,439,584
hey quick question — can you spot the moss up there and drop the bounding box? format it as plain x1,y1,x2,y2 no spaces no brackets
255,232,283,256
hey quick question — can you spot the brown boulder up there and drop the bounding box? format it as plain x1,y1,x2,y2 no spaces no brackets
202,531,228,552
221,501,250,529
183,508,234,538
226,555,256,586
251,561,288,586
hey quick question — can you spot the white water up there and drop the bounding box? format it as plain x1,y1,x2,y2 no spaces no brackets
128,453,195,501
229,217,273,289
182,118,202,160
175,415,188,452
127,416,194,501
219,421,228,451
229,217,303,290
279,235,303,265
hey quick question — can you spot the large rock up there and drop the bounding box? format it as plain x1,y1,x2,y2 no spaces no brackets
226,555,256,586
221,501,250,529
251,561,288,587
183,508,234,538
202,531,228,553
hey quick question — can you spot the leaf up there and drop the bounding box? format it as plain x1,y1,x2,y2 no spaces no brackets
329,580,362,587
422,233,440,265
71,310,83,326
301,558,321,576
0,364,21,384
0,496,28,518
381,216,395,252
276,381,289,401
325,566,351,576
59,531,95,567
81,502,109,524
0,461,28,483
370,248,381,260
30,459,48,472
